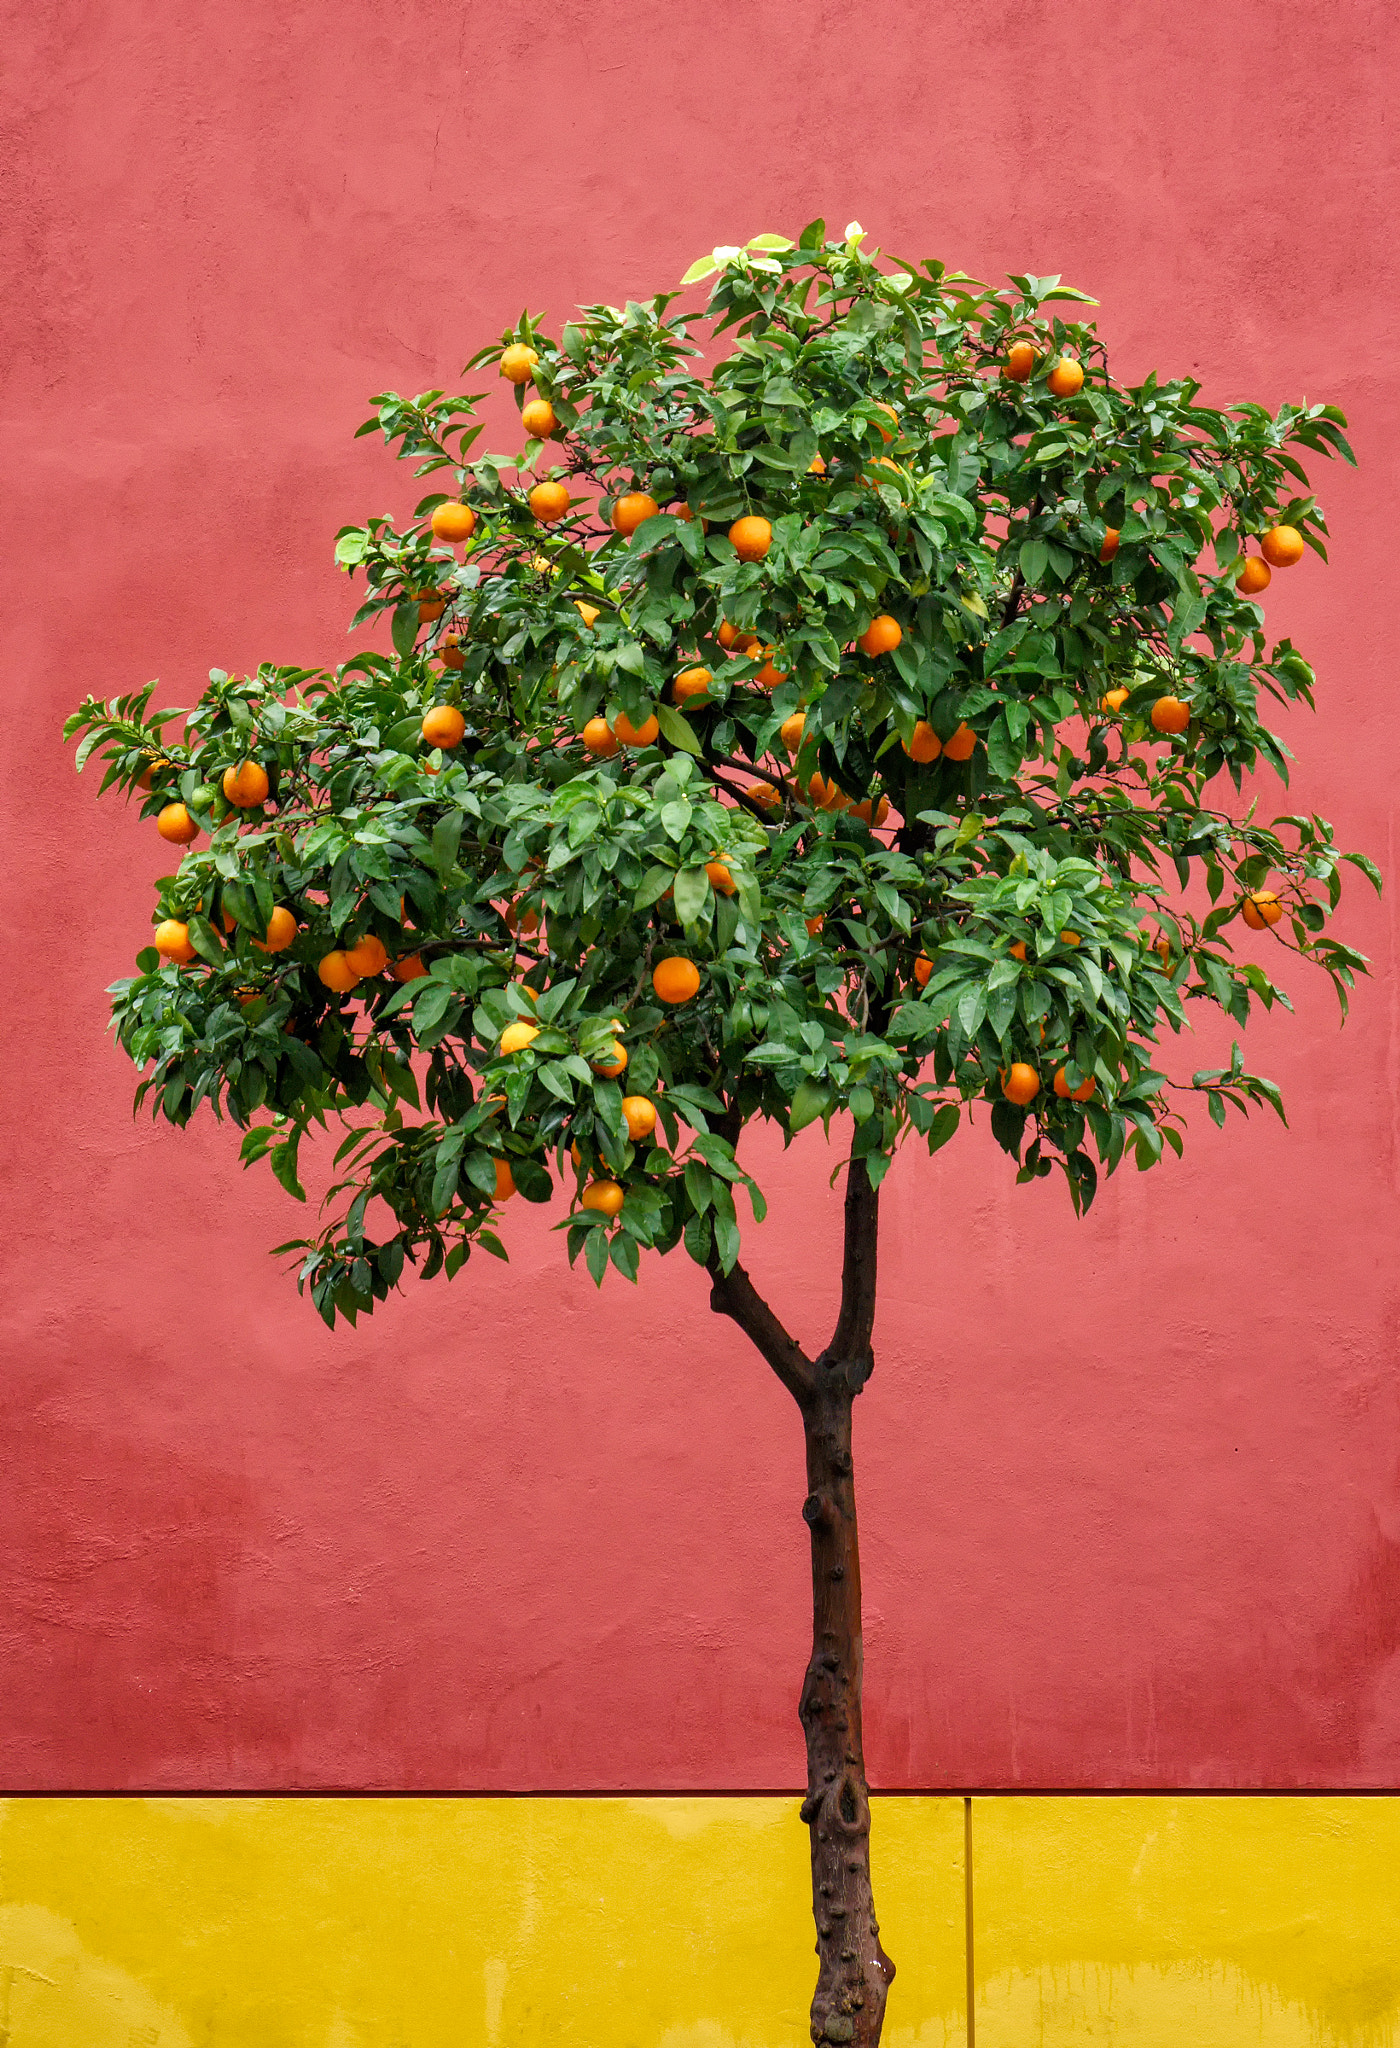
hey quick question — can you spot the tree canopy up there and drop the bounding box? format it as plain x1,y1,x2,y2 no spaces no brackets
67,220,1377,1329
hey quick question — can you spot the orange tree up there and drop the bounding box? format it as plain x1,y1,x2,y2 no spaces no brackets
68,222,1376,2048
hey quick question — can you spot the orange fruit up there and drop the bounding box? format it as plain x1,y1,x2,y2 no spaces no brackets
1260,525,1305,568
422,704,466,749
317,950,360,993
754,648,788,687
1099,528,1120,563
528,480,570,523
673,665,713,703
1059,930,1080,949
254,906,297,954
499,1020,540,1055
613,492,659,536
521,397,557,437
574,601,600,628
431,502,477,543
706,858,737,896
500,343,539,384
914,954,933,988
779,713,806,755
1047,357,1084,398
808,772,848,812
746,781,782,811
873,402,899,441
943,723,976,762
502,900,540,936
1241,888,1283,930
592,1040,628,1078
1001,1062,1040,1106
1153,937,1173,969
903,721,941,764
805,914,825,936
581,1179,625,1218
512,983,539,1005
622,1095,657,1141
851,794,890,826
493,1158,517,1202
612,710,659,748
1006,341,1037,382
392,953,427,981
582,717,619,757
1053,1067,1095,1102
858,614,903,657
1235,556,1271,596
1010,941,1028,962
416,593,446,621
440,633,465,671
223,761,269,808
1100,687,1130,713
808,452,827,474
653,956,700,1004
718,621,759,653
157,801,198,845
1150,696,1190,736
729,515,772,561
344,934,389,977
154,918,196,964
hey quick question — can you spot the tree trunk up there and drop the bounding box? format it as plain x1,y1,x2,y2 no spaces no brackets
708,1157,893,2047
798,1371,893,2046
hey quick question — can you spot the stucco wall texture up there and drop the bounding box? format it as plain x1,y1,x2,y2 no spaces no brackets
3,0,1398,1792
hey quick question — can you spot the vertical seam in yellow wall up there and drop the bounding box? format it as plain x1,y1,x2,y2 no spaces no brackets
964,1796,975,2048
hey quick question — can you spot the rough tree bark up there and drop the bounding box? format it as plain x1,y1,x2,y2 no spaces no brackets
709,1156,894,2048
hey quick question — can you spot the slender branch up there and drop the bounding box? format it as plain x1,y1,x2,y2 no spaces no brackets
707,1252,815,1407
828,1156,879,1368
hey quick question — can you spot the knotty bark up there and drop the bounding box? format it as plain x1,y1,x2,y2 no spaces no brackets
708,1156,893,2046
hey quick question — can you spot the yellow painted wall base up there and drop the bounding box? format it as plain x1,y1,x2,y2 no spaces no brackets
0,1796,1396,2046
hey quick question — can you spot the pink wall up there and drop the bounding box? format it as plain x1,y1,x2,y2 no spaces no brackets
4,0,1398,1791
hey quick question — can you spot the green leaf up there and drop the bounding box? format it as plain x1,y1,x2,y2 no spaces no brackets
673,865,710,926
789,1080,831,1133
656,702,703,755
680,255,719,286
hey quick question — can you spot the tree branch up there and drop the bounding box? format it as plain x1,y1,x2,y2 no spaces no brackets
707,1253,815,1407
828,1156,880,1370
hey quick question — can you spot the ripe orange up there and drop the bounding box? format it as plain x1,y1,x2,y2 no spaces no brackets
851,794,890,826
222,760,269,808
612,710,659,748
521,397,557,438
1010,941,1028,962
780,713,806,755
1099,528,1120,563
754,648,788,686
1047,357,1084,398
254,906,297,954
914,954,933,988
499,1020,540,1055
574,601,600,628
344,934,389,977
653,956,700,1004
746,781,782,810
622,1096,656,1142
422,704,466,749
858,614,903,657
416,593,446,621
1100,687,1130,714
805,914,825,936
673,666,713,703
1006,341,1037,382
873,402,899,442
1241,888,1283,930
1150,696,1190,736
943,723,976,762
581,1179,625,1218
154,918,196,964
729,515,772,561
718,621,759,653
501,343,539,383
808,452,827,474
903,721,941,764
1059,929,1081,949
157,802,198,845
613,492,659,536
706,858,737,896
1261,525,1305,568
592,1039,628,1078
1236,556,1271,596
529,480,570,523
1001,1062,1040,1106
431,502,477,543
392,953,427,981
494,1158,516,1202
440,633,465,671
1053,1067,1095,1102
502,900,540,936
317,950,360,993
808,773,848,812
582,717,619,757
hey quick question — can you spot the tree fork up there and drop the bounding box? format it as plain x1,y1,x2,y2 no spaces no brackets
709,1159,893,2046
